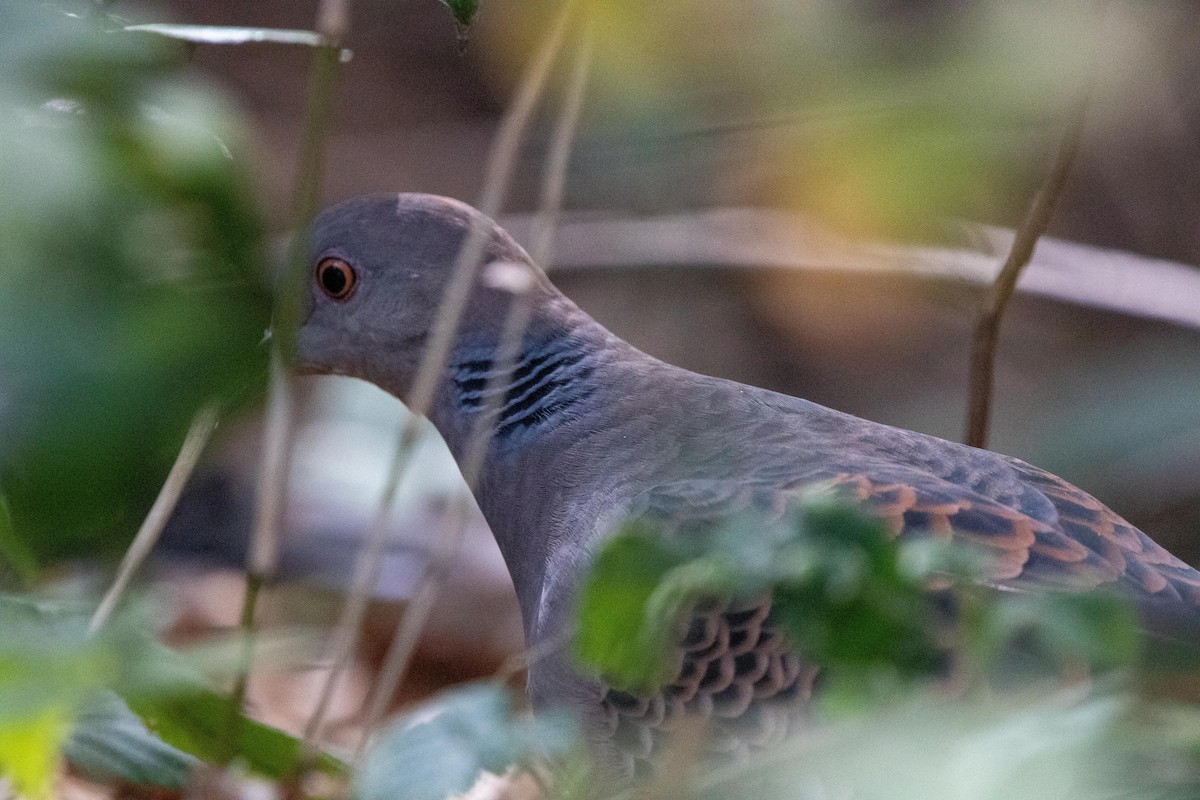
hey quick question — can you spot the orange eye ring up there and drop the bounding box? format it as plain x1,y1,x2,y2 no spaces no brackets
316,257,357,300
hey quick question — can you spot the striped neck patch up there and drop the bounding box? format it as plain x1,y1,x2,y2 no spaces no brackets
452,338,596,439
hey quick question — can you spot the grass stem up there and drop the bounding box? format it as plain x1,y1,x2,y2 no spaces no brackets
963,95,1090,449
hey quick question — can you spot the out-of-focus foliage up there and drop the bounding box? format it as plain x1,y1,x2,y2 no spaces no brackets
484,0,1160,237
133,686,346,781
683,687,1200,800
63,692,198,789
568,500,1199,798
576,498,1146,701
362,500,1200,799
0,594,193,797
354,682,575,800
439,0,480,31
0,1,271,566
575,502,949,692
0,592,342,795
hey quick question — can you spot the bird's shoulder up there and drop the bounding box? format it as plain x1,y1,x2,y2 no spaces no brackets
615,387,1200,603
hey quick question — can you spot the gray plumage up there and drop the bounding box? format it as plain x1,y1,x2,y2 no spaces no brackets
297,193,1200,776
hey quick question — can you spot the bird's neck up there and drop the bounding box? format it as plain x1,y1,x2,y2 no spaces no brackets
426,303,653,627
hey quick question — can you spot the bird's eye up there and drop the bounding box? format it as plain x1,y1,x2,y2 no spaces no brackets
316,257,357,300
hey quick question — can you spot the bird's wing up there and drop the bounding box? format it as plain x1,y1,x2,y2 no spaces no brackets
628,459,1200,604
597,460,1200,774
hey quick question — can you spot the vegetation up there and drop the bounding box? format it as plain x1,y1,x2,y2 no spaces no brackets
0,2,1197,799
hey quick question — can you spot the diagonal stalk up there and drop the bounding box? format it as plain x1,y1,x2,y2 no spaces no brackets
349,16,595,762
350,15,595,767
963,93,1090,449
296,1,581,774
89,405,219,635
237,0,351,767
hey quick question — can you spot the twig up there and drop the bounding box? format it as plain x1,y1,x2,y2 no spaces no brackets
352,264,538,761
530,17,593,270
963,95,1090,448
296,419,422,755
296,1,578,772
348,16,594,758
494,627,573,687
274,8,349,357
226,351,295,756
496,209,1200,331
89,405,218,635
249,351,294,582
234,0,350,776
350,494,474,762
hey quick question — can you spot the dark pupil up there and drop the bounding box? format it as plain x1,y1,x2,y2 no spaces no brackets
322,265,347,295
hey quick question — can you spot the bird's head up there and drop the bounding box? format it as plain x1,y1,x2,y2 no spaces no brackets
296,192,543,400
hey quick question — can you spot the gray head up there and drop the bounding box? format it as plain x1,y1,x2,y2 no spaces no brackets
297,193,557,400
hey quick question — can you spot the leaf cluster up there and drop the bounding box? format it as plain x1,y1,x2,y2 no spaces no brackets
0,1,270,567
576,502,949,691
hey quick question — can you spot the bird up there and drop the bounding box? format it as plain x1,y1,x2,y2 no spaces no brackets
296,192,1200,777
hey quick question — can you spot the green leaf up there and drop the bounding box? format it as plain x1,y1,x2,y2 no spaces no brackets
573,525,686,690
767,504,945,678
0,492,37,587
0,705,71,800
0,592,336,782
125,24,325,47
355,682,575,800
438,0,480,29
0,593,196,797
0,6,271,564
689,687,1143,800
131,689,345,780
970,590,1140,679
575,501,947,694
63,692,197,789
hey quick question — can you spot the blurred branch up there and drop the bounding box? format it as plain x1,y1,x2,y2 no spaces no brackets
497,210,1200,331
124,24,329,47
298,0,579,775
964,96,1091,448
89,405,218,636
530,19,593,270
241,0,351,779
351,19,594,757
228,353,293,760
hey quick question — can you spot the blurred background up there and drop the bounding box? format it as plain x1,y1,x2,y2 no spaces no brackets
3,0,1199,742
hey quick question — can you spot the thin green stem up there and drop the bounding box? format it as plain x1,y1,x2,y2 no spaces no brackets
299,1,581,778
238,0,350,778
89,405,218,636
275,41,345,359
347,10,593,765
963,94,1090,449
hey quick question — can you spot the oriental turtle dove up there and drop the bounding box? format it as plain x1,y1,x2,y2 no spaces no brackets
296,193,1200,776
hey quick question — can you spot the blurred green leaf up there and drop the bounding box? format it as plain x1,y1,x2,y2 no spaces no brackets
64,692,197,789
768,504,944,677
0,3,270,564
354,682,575,800
131,688,345,780
968,590,1140,680
574,524,685,689
690,687,1166,800
125,24,325,47
575,501,945,692
0,593,198,795
0,492,37,588
0,594,191,722
438,0,480,30
0,592,340,782
0,705,70,800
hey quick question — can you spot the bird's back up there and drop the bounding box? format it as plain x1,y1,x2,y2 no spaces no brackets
518,357,1200,776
